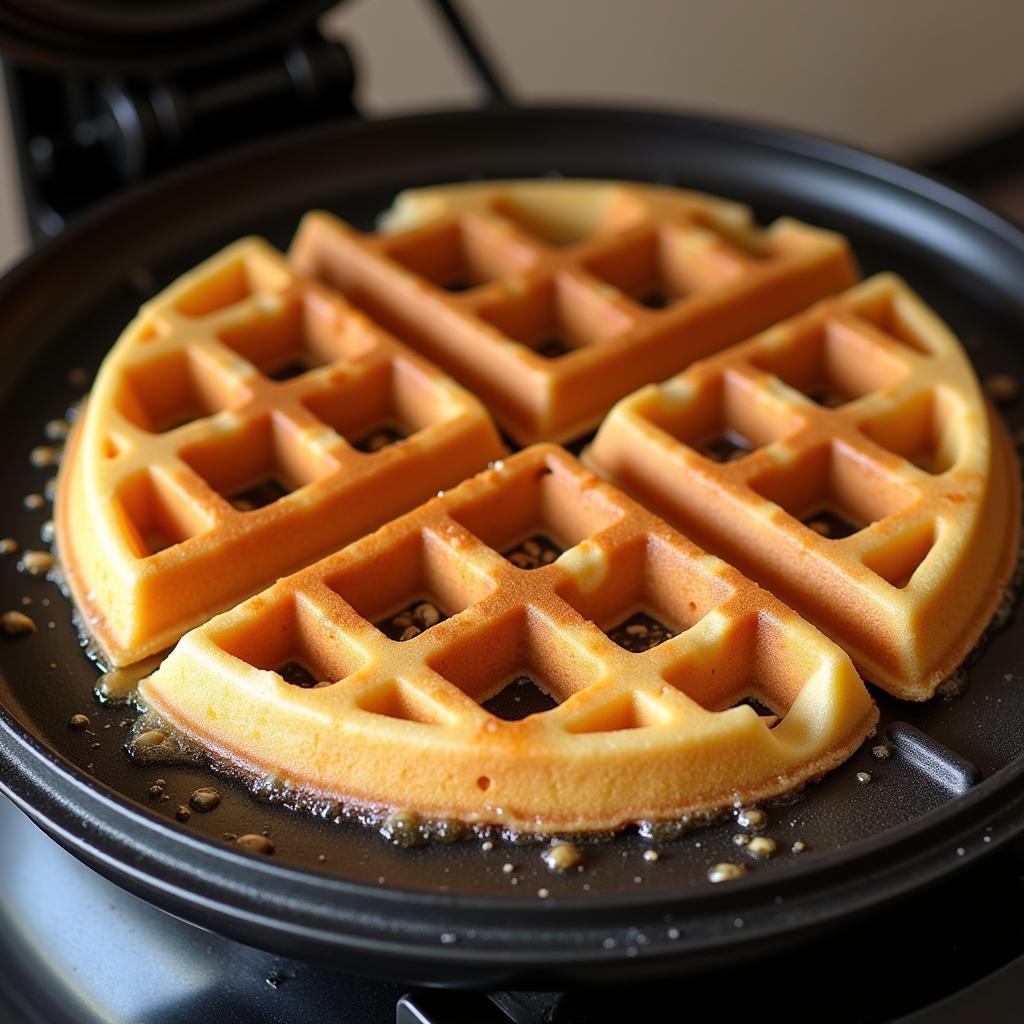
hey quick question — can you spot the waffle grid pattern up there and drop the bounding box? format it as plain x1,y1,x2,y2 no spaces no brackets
141,445,876,832
290,180,858,444
587,274,1020,698
60,239,505,664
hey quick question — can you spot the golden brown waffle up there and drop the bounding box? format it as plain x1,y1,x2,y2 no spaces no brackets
140,445,877,833
289,179,859,445
587,275,1020,699
57,239,505,667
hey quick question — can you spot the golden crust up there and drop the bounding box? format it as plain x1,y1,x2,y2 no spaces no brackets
291,179,858,445
62,178,1015,831
141,445,877,833
56,239,505,666
587,275,1021,699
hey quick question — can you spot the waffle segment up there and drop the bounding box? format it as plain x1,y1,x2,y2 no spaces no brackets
289,180,858,444
140,446,876,833
57,239,505,666
587,275,1020,699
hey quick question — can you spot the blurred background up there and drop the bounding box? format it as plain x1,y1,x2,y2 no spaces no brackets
2,0,1023,273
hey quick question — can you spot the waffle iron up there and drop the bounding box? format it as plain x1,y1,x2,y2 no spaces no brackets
1,2,1024,1013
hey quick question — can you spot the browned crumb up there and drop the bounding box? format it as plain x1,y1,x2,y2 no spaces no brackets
189,787,222,812
18,550,53,576
236,834,275,855
986,373,1020,405
541,841,583,872
45,419,71,441
0,610,36,637
707,863,746,883
29,446,61,469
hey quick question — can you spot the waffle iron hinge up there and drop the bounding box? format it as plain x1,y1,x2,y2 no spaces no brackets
3,29,358,241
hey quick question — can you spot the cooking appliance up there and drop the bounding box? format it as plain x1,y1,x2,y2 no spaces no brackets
1,7,1024,1021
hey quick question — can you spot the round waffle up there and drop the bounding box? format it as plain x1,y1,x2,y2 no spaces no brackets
587,274,1020,699
59,177,1013,831
140,445,877,833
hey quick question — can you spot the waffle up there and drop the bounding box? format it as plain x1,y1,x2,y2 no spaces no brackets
289,179,859,445
586,275,1020,699
56,239,505,667
139,445,877,833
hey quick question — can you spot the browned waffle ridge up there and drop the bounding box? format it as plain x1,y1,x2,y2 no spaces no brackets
56,239,505,666
289,179,859,445
587,275,1021,699
140,445,877,833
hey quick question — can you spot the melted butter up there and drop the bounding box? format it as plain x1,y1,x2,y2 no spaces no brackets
96,653,166,704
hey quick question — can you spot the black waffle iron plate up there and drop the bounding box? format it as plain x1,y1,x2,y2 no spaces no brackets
1,107,1024,989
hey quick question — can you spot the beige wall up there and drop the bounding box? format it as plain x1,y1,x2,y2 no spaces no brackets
2,0,1023,269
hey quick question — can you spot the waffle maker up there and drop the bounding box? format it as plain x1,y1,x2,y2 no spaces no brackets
2,4,1024,1022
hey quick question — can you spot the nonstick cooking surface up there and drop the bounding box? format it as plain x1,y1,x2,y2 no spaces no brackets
1,108,1024,981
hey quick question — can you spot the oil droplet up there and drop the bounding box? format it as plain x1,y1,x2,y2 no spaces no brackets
380,809,424,847
189,787,222,812
439,932,457,944
871,744,891,760
643,849,660,863
542,842,583,872
96,654,164,703
68,713,91,731
236,834,275,855
791,840,809,855
708,863,746,883
23,494,45,511
637,816,695,842
502,862,517,874
426,818,464,844
537,888,551,899
736,807,767,830
746,836,777,859
856,771,872,784
0,538,17,556
174,805,191,822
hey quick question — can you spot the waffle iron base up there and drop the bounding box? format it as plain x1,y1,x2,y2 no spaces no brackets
1,107,1024,985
